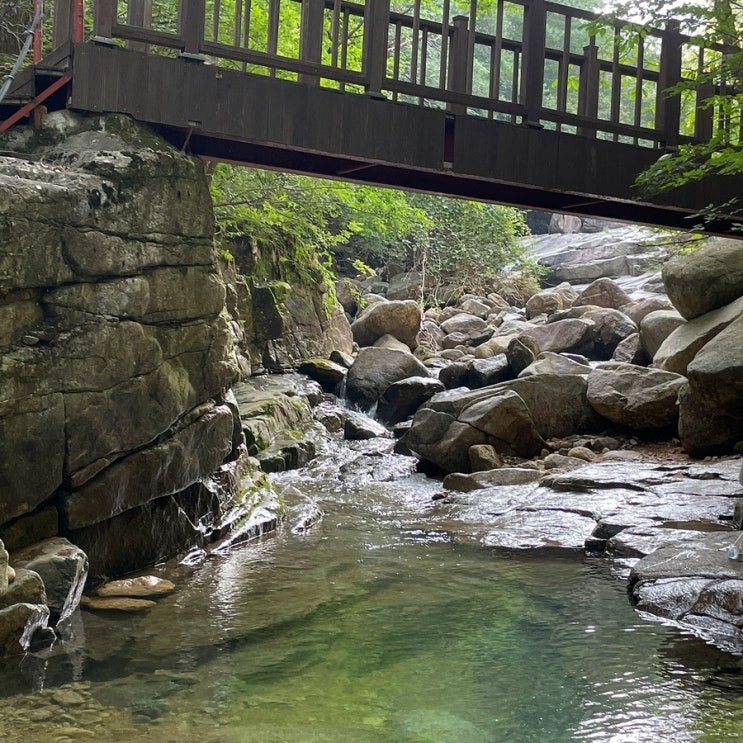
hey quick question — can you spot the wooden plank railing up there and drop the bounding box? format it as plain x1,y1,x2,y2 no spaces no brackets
34,0,741,150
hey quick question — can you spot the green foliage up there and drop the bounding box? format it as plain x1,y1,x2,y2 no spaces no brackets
601,0,743,227
210,164,536,305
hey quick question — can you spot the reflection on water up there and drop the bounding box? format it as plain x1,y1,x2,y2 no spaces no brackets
2,441,743,742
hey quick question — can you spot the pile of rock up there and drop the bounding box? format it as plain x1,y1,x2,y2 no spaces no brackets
303,235,741,467
0,537,88,656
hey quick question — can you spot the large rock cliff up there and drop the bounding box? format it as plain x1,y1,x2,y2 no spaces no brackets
0,113,245,576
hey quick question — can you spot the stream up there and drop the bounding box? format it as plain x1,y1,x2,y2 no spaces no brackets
2,438,743,741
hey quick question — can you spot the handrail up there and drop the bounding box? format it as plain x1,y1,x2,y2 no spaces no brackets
0,1,45,106
22,0,742,150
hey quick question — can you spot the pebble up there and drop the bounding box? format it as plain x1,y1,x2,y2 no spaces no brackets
52,690,86,706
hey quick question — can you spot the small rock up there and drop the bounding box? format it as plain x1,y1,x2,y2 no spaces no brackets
51,690,87,706
6,566,14,584
567,446,596,462
97,575,176,598
80,596,157,612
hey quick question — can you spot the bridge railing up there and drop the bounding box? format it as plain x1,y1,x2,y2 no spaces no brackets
37,0,741,149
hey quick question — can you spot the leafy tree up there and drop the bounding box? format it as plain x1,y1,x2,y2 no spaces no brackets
603,0,742,227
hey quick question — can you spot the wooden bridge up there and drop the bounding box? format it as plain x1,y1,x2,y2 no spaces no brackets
2,0,742,232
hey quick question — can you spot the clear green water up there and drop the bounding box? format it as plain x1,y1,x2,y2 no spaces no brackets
2,443,743,742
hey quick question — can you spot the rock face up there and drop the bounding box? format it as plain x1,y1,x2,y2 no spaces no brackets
0,113,245,575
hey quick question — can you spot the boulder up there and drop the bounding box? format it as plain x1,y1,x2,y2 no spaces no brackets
81,596,157,612
386,271,423,301
525,290,564,319
97,575,175,598
438,361,470,390
519,318,594,355
653,295,743,375
465,355,512,388
351,299,422,349
377,376,445,424
586,362,686,430
373,333,411,352
678,314,743,454
611,333,647,365
549,213,583,233
297,357,348,392
11,537,88,623
346,347,430,409
0,603,50,655
475,333,519,359
440,313,494,347
662,237,743,320
0,569,46,609
574,278,632,310
343,411,392,440
443,468,543,492
468,444,503,471
640,309,685,359
401,389,546,472
519,352,590,378
581,307,638,358
620,296,674,327
506,336,540,376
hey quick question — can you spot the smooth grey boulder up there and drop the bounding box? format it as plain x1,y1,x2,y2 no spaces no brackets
586,362,686,430
581,307,638,358
11,537,88,624
506,336,539,376
346,347,430,409
465,355,512,388
377,376,445,424
574,277,632,310
401,389,546,472
351,299,421,350
621,296,674,327
440,313,494,347
459,297,492,318
611,333,647,365
518,351,590,378
653,295,743,376
678,314,743,454
343,411,391,441
639,309,685,359
443,467,543,492
662,237,743,320
519,318,594,355
373,333,411,352
525,290,564,319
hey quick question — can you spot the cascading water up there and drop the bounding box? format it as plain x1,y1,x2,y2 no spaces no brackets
1,434,743,741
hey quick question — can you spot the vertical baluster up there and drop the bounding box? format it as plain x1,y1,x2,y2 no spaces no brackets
213,0,221,43
243,0,252,70
610,24,621,141
556,14,571,120
512,49,520,122
438,0,450,91
235,0,243,46
411,0,421,85
34,0,44,59
521,0,546,127
656,19,682,149
465,0,477,95
363,0,391,96
633,36,644,144
578,38,598,137
341,7,350,90
331,0,341,68
300,0,324,84
420,27,428,98
489,0,504,106
392,20,402,100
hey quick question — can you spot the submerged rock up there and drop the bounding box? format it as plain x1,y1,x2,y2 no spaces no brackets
97,575,175,598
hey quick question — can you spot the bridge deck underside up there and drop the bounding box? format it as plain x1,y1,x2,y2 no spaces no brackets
63,43,741,232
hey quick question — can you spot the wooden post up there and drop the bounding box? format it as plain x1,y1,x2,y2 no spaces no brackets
53,0,72,48
363,0,391,97
578,41,599,138
94,0,117,40
521,0,546,127
300,0,325,85
180,0,207,57
127,0,153,52
447,15,468,114
656,19,682,149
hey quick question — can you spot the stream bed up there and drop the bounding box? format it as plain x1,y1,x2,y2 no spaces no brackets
2,440,743,742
